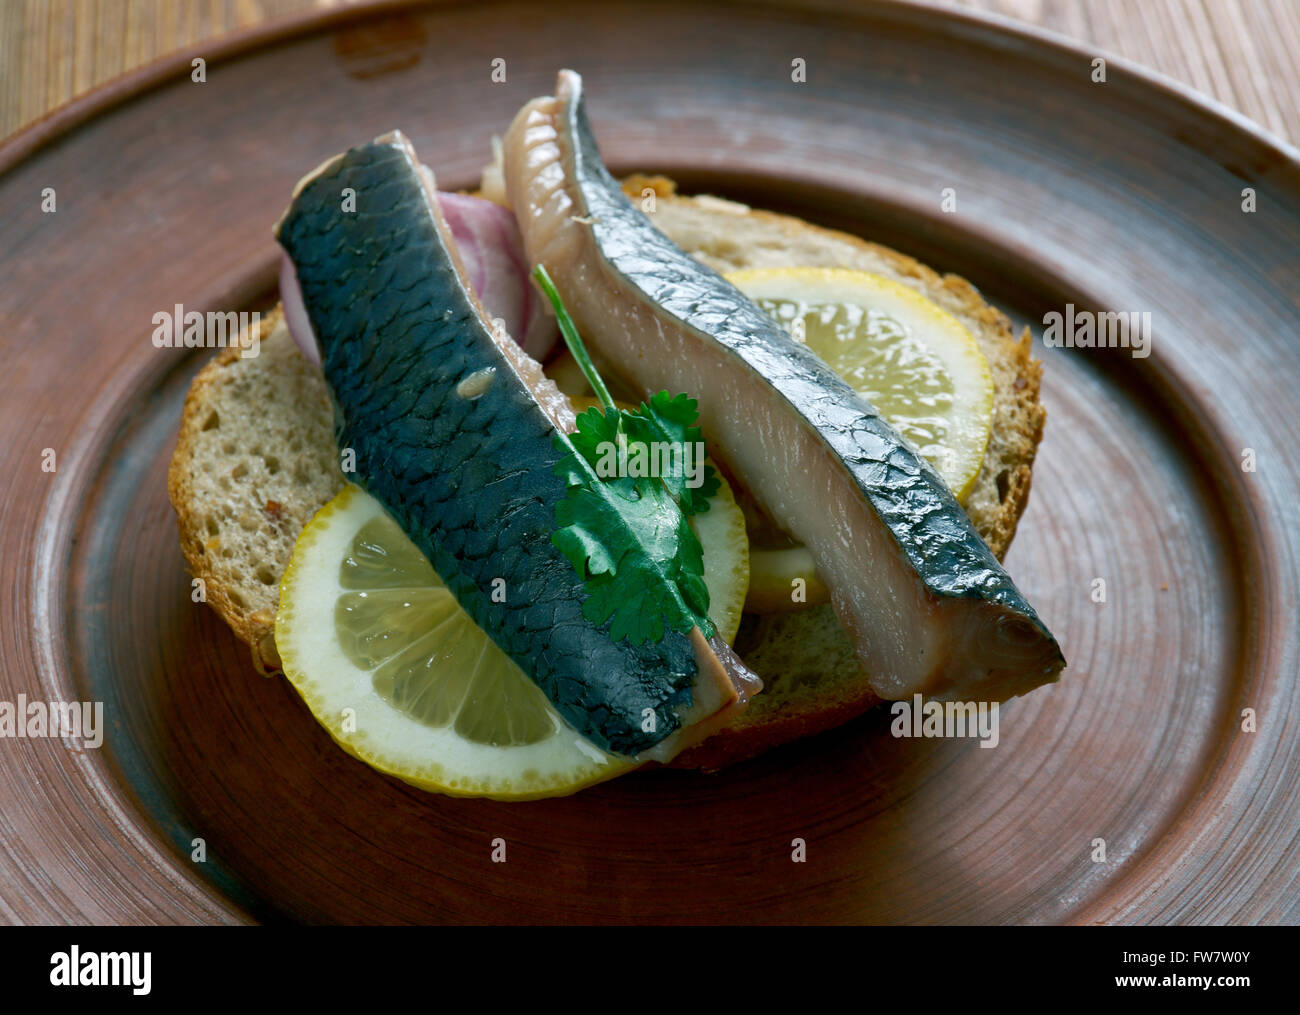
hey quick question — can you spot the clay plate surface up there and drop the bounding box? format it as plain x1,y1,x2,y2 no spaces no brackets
0,0,1296,923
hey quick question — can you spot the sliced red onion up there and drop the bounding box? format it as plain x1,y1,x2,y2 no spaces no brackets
278,188,556,367
279,254,319,366
437,191,557,360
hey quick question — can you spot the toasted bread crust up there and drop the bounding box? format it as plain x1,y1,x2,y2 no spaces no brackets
168,178,1049,770
168,318,278,669
167,306,342,672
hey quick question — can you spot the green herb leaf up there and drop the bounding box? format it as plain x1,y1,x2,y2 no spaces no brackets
627,391,720,515
534,265,716,645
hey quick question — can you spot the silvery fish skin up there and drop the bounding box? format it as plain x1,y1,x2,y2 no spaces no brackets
274,131,757,759
503,70,1066,704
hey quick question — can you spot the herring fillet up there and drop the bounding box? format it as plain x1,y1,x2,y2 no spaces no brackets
274,131,755,758
503,70,1066,703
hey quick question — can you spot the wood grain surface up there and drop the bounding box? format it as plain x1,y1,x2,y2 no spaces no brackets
0,0,1297,925
3,0,1300,146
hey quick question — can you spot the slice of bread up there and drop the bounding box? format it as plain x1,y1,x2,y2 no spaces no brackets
167,177,1046,769
167,305,343,673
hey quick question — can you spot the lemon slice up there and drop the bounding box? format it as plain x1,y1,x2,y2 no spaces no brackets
276,484,631,799
276,468,748,799
724,267,995,613
690,473,749,646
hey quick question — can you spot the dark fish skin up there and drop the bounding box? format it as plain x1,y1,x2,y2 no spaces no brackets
274,134,706,756
504,71,1065,703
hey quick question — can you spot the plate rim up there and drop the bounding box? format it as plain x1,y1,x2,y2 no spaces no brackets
5,0,1299,179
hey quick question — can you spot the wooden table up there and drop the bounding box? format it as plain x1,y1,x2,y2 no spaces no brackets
3,0,1299,147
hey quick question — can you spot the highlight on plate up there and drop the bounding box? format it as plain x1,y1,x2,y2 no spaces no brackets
168,68,1065,800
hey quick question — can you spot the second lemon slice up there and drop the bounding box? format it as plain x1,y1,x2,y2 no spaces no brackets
725,268,995,613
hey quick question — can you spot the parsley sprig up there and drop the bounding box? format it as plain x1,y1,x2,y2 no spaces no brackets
533,265,719,645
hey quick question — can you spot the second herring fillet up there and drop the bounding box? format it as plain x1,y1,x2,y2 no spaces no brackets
503,70,1066,703
274,131,756,759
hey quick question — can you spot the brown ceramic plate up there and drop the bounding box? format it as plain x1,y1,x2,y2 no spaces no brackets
2,0,1297,924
